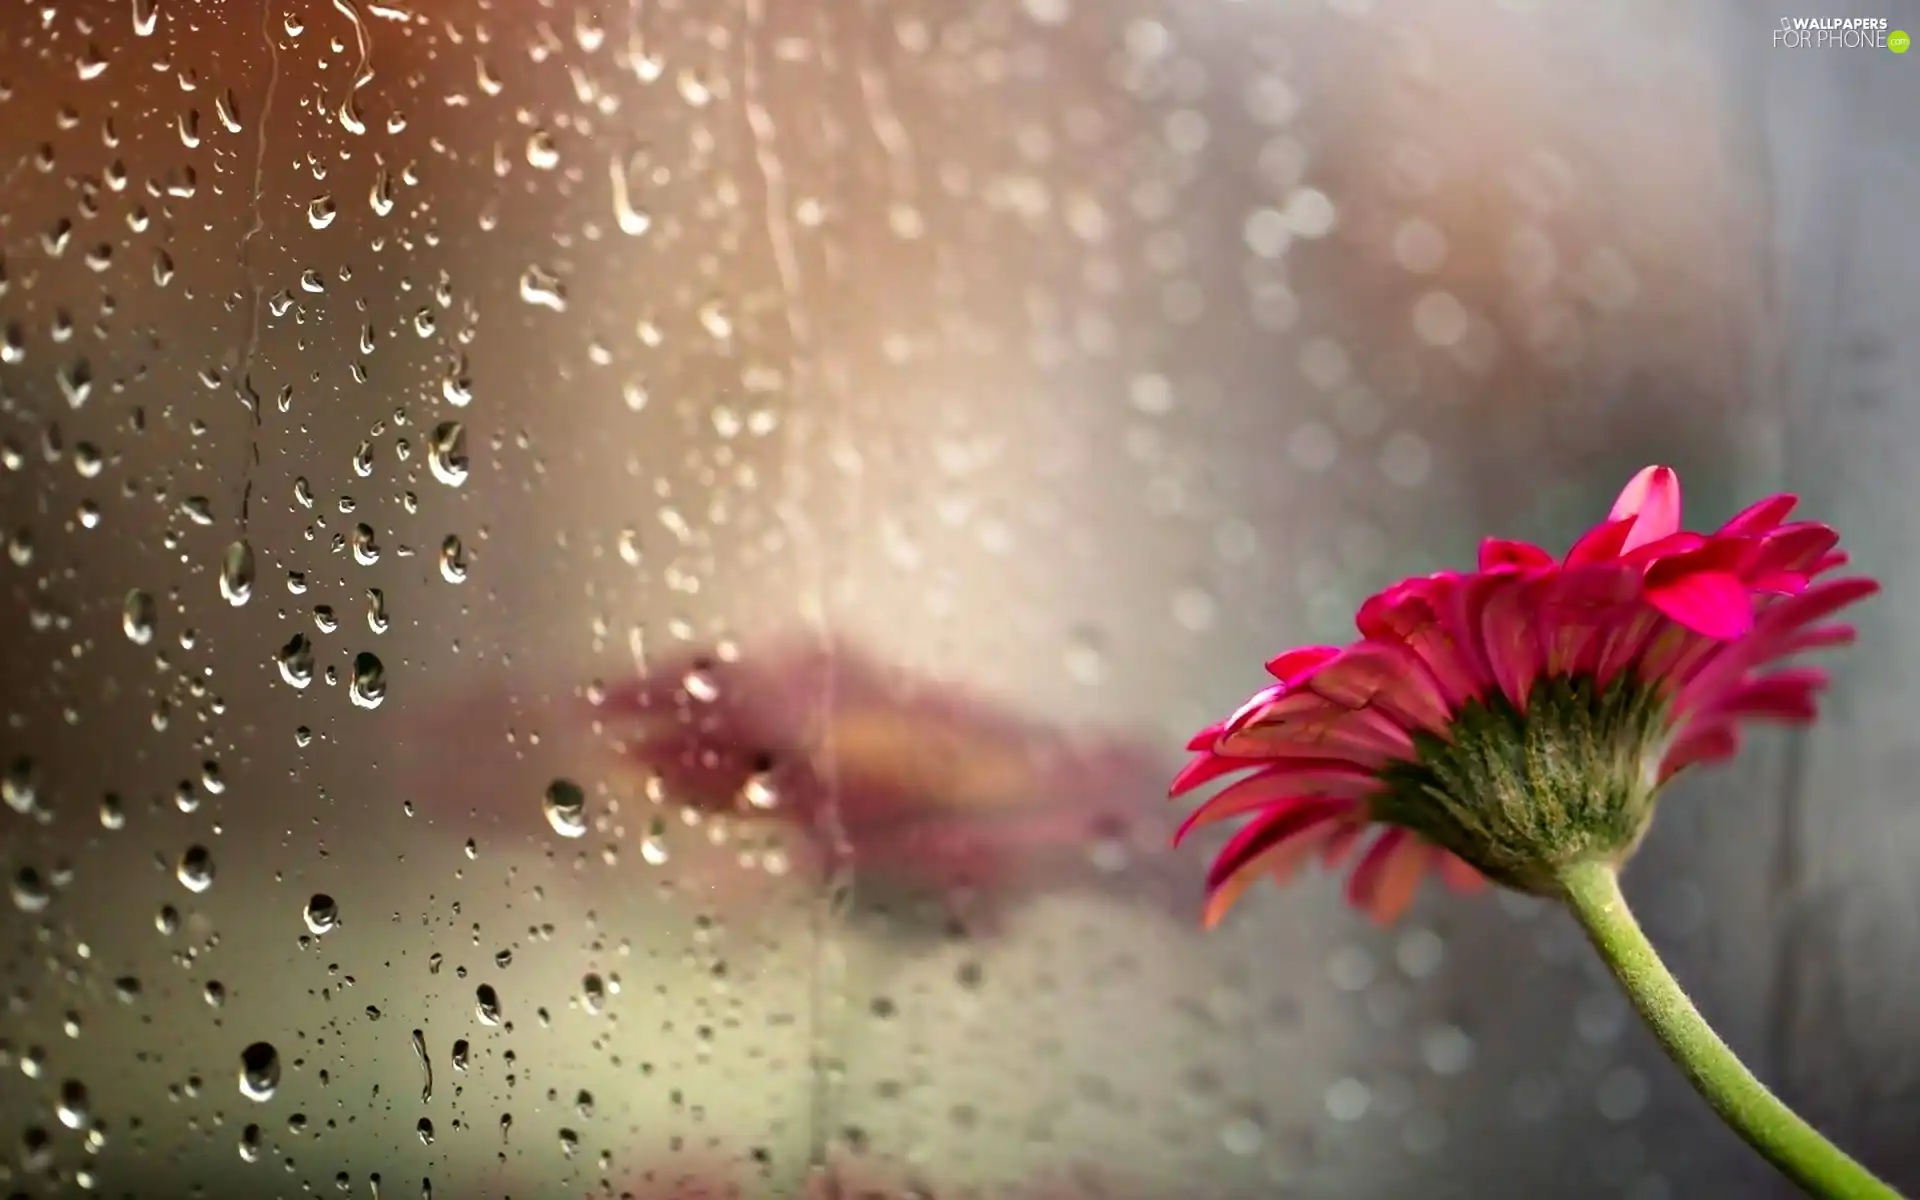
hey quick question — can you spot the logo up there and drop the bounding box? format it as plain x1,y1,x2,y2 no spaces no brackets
1772,16,1903,50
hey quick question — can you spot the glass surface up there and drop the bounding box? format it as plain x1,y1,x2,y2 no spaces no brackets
1,2,1915,1197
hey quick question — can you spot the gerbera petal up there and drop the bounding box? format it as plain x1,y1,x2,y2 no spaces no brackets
1169,752,1247,798
1319,821,1369,868
1305,642,1454,738
1203,815,1356,928
1436,572,1501,697
1593,604,1663,688
1747,571,1809,597
1717,492,1798,537
1673,622,1859,716
1643,569,1753,639
1356,577,1487,709
1618,531,1708,568
1201,844,1293,929
1659,724,1741,781
1346,829,1430,924
1173,764,1384,843
1204,796,1358,893
1265,645,1343,683
1534,565,1639,677
1479,538,1555,572
1806,550,1849,577
1479,577,1544,712
1437,853,1485,892
1214,703,1417,763
1750,523,1841,579
1185,722,1228,753
1564,517,1633,566
1609,465,1683,553
1751,577,1880,642
1265,820,1354,884
1694,667,1829,724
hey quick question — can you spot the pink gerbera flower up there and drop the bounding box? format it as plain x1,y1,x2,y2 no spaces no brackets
1171,466,1878,927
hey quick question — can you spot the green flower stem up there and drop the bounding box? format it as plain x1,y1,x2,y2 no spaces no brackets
1556,859,1905,1200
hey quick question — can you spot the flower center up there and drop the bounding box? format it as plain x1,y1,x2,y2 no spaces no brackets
1370,675,1673,894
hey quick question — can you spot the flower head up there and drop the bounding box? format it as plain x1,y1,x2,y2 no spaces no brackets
1172,466,1878,926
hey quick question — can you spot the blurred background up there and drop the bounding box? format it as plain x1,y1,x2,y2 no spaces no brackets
0,0,1916,1196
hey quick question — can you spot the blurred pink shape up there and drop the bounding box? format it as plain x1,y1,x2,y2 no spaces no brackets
587,635,1158,907
598,1152,1148,1199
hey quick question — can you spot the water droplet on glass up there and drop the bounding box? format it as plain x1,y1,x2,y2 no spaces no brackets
349,652,386,710
428,421,467,487
351,523,380,565
278,634,315,689
438,535,467,584
518,266,567,312
442,356,473,407
122,588,156,645
525,129,560,170
238,1123,261,1161
176,845,214,893
370,168,394,216
543,779,587,838
220,541,255,606
307,194,336,229
56,1080,91,1131
608,154,651,236
12,868,51,913
303,894,338,935
4,758,38,815
238,1042,280,1102
682,667,719,703
474,984,502,1026
616,528,643,566
131,0,159,37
